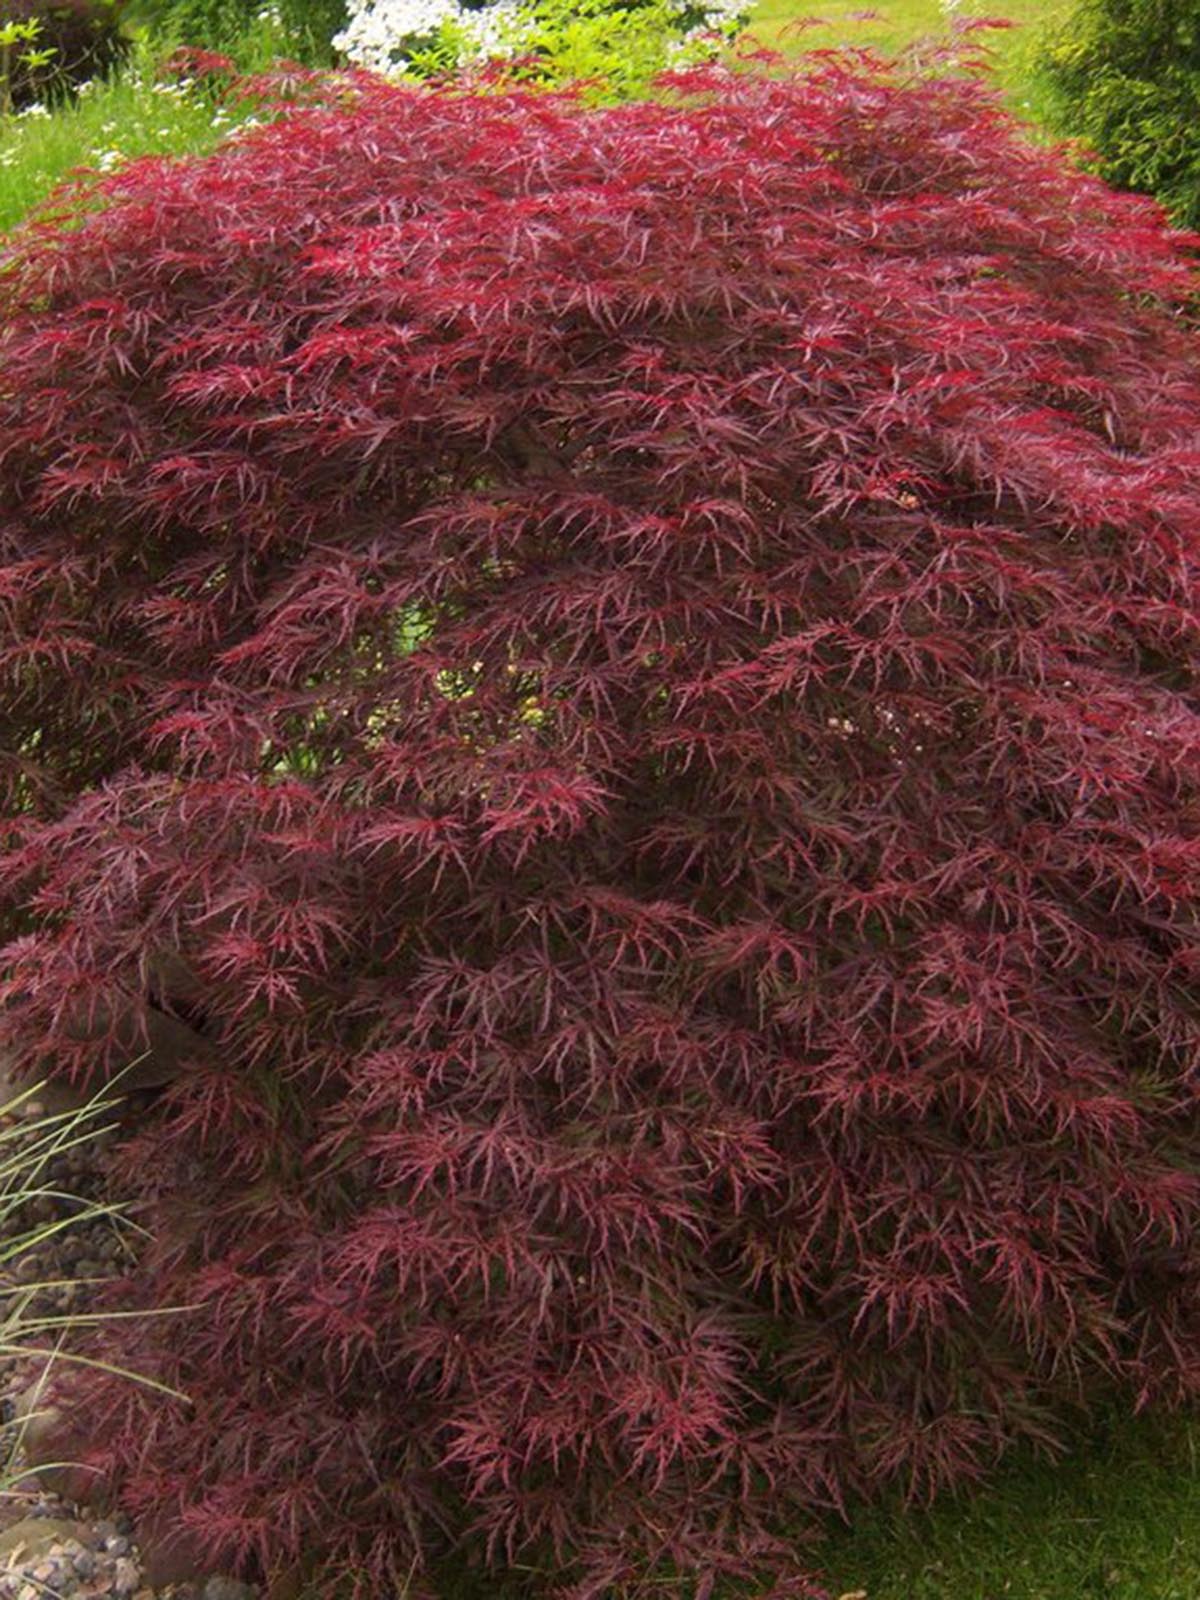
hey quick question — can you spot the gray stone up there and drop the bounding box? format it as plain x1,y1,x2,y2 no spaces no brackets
0,980,214,1113
204,1579,256,1600
113,1555,140,1595
11,1379,65,1457
0,1517,88,1561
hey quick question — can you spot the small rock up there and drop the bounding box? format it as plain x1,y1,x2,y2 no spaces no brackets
265,1561,309,1600
113,1555,140,1595
205,1579,256,1600
105,1534,131,1556
133,1509,217,1588
0,1516,88,1560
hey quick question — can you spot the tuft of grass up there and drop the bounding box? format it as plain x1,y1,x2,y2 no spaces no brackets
0,1077,124,1488
0,1071,187,1492
815,1408,1200,1600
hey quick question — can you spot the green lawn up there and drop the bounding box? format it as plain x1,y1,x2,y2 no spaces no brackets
745,0,1075,120
815,1410,1200,1599
0,13,299,237
0,60,250,233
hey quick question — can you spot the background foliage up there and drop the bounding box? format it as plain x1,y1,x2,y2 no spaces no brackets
1,0,130,107
136,0,343,62
1039,0,1200,229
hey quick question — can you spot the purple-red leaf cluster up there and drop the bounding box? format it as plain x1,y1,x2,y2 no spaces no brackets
0,55,1198,1600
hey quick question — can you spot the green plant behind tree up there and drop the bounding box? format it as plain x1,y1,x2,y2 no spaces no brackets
128,0,343,63
0,17,53,115
397,0,745,102
1039,0,1200,228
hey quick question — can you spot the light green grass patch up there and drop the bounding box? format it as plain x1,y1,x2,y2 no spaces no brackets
0,45,260,234
743,0,1075,121
816,1410,1200,1600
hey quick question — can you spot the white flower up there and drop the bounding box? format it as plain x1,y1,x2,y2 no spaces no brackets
334,0,465,72
457,0,531,57
333,0,747,74
17,102,49,119
95,148,125,171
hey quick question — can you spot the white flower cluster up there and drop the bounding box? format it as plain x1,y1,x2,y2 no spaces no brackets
333,0,529,75
333,0,745,76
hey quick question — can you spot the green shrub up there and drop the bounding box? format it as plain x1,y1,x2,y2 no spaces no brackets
0,0,130,109
499,0,749,98
136,0,343,63
1040,0,1200,228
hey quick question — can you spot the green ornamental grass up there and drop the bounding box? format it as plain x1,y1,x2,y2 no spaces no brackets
0,1074,185,1490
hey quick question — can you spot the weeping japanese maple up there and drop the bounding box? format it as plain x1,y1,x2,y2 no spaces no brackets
0,55,1198,1600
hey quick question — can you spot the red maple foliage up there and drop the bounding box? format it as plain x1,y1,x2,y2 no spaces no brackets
1,56,1199,1600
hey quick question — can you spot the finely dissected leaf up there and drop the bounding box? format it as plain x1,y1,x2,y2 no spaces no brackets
0,52,1198,1600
